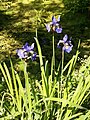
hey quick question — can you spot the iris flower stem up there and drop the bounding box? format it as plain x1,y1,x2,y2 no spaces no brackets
52,33,55,72
60,48,64,99
36,27,38,38
62,48,64,73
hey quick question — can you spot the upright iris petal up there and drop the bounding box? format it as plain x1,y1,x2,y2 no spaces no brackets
22,42,31,52
52,16,57,25
30,43,34,51
63,34,68,42
57,15,60,22
22,42,34,52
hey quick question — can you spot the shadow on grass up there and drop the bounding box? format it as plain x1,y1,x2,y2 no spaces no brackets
0,0,90,75
0,10,13,30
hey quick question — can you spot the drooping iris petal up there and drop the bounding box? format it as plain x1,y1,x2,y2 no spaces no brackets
31,52,37,61
56,27,62,33
63,44,73,53
16,49,28,59
57,40,60,48
63,34,68,42
63,42,73,53
57,40,63,48
46,23,51,32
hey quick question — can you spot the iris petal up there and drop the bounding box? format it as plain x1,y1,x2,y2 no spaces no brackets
57,15,60,22
63,34,68,42
63,45,73,53
22,42,31,52
46,24,51,32
17,49,28,58
52,16,57,24
56,27,62,33
31,52,37,61
30,43,34,51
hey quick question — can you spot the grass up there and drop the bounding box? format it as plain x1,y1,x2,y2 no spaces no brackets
0,37,90,119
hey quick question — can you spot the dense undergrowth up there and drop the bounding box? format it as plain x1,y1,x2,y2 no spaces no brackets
0,37,90,119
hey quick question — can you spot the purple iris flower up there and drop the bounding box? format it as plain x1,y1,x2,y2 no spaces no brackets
17,43,37,60
57,34,73,53
46,15,62,33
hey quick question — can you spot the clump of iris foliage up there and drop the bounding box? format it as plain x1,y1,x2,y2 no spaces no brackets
0,15,90,120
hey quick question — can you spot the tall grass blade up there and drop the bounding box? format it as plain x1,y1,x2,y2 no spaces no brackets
3,62,14,96
34,37,47,96
10,60,21,112
0,63,13,95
